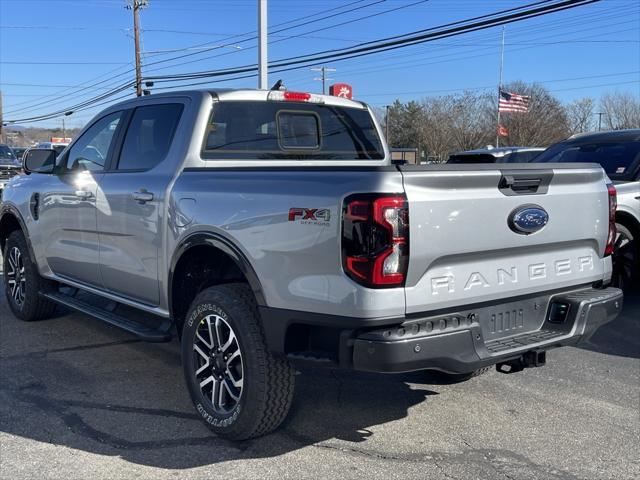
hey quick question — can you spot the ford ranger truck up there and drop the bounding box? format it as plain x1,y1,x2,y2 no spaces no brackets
0,90,623,440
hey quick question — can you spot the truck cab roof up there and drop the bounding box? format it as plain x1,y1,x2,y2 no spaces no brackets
105,89,368,111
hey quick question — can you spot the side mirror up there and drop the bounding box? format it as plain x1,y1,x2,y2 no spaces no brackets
23,149,57,174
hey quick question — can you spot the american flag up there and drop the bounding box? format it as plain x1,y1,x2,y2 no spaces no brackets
498,90,530,113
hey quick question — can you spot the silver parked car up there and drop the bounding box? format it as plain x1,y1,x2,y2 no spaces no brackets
531,129,640,290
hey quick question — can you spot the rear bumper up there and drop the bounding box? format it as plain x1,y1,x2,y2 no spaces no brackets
352,287,622,374
260,286,623,374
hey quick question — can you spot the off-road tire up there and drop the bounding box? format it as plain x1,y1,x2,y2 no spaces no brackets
612,222,638,292
182,283,295,440
3,230,57,321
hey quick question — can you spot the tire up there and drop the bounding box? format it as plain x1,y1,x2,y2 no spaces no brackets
3,230,57,321
612,222,638,292
181,283,295,440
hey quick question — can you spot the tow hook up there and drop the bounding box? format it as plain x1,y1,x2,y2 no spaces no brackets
496,351,546,374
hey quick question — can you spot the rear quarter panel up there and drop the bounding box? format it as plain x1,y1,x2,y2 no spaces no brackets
169,168,406,318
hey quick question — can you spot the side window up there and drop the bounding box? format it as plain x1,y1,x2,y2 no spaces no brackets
117,103,183,171
66,112,122,172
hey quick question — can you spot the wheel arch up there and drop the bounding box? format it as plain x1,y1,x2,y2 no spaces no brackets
616,209,640,238
168,232,266,336
0,206,35,259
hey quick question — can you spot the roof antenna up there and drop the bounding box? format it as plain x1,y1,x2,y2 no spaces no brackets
270,79,286,91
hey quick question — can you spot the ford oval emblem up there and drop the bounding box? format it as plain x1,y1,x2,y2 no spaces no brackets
509,205,549,235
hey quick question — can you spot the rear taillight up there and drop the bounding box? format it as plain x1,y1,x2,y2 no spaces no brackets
605,183,617,256
342,194,409,288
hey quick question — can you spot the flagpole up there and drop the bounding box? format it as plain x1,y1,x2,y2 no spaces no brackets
496,26,505,147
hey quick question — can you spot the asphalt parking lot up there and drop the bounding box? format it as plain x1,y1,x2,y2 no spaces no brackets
1,275,638,480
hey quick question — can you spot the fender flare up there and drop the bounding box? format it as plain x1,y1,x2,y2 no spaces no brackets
0,204,37,261
168,231,267,319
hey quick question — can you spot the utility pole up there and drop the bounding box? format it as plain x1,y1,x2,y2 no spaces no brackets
128,0,147,97
62,117,66,140
311,66,336,95
258,0,268,89
596,112,605,131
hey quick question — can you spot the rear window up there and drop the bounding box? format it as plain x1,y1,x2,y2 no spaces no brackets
532,140,640,178
202,101,383,160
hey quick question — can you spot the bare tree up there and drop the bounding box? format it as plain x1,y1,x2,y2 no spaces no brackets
565,97,595,134
600,92,640,130
380,86,635,163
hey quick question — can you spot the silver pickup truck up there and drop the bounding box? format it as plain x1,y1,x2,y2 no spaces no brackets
0,89,623,440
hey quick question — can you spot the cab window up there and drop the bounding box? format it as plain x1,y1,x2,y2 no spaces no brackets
65,112,123,172
116,104,183,171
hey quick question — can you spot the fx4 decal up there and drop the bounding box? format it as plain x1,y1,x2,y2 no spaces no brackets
288,208,331,225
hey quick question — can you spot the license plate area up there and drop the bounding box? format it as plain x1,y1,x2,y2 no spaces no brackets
475,296,550,342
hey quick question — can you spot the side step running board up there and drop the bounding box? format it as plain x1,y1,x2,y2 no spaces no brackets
42,291,172,343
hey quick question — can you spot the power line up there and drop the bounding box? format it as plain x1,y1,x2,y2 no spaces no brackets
281,4,637,84
1,0,374,116
2,0,605,124
139,0,389,72
356,71,640,97
146,0,598,83
2,65,134,116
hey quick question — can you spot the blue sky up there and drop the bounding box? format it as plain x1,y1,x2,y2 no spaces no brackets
1,0,639,128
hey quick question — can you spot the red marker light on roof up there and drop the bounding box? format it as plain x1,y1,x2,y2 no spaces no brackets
267,90,323,103
283,91,311,102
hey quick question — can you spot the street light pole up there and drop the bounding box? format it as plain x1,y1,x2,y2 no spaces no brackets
385,105,390,143
258,0,268,89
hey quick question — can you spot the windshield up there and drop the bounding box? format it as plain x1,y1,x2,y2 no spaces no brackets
532,140,640,178
202,101,384,160
0,145,20,165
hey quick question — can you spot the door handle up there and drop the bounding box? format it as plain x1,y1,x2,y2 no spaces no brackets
132,191,154,204
75,190,93,199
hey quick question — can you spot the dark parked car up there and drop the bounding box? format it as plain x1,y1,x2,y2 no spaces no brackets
11,147,28,161
0,145,23,198
531,129,640,290
447,147,545,164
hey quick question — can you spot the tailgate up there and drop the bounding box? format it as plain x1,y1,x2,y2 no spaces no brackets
399,163,611,314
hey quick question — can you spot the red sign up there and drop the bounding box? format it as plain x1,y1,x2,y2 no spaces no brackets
329,83,353,99
497,124,509,137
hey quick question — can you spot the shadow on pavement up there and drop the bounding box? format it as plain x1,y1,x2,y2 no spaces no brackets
0,273,438,469
578,291,640,359
1,270,637,469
